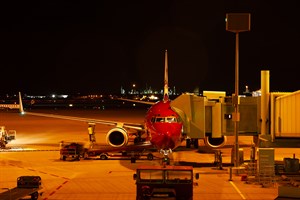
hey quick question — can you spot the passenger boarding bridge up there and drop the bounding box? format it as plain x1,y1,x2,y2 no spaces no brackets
171,70,300,148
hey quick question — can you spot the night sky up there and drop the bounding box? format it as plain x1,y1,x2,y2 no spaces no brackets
0,1,299,95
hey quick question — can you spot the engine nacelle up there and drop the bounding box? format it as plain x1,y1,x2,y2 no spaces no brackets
204,135,227,148
106,127,129,147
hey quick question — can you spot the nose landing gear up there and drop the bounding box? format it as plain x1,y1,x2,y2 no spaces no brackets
160,149,172,166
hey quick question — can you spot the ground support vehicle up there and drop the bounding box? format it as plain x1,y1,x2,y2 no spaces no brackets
0,126,16,148
59,142,156,162
0,176,43,200
85,148,155,161
59,142,84,161
83,144,156,162
133,165,199,200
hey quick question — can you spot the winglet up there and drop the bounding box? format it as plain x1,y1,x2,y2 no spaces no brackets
163,50,169,102
18,91,25,114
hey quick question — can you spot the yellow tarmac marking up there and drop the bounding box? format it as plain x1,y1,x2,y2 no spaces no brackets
229,181,246,199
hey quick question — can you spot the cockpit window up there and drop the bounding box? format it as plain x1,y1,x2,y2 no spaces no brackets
151,116,179,123
156,117,165,122
166,117,177,122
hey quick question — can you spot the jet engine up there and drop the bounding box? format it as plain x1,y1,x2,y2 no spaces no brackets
106,127,129,147
204,135,227,148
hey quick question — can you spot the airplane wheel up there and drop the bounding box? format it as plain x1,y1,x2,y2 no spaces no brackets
134,137,140,144
147,153,153,160
186,139,191,148
162,157,170,165
131,157,136,163
193,139,199,148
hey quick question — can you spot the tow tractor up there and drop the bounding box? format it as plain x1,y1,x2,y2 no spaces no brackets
133,165,199,200
0,176,43,200
0,126,16,148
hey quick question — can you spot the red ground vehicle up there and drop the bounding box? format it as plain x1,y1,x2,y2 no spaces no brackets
133,165,199,200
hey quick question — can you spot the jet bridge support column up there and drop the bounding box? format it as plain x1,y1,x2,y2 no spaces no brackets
259,70,271,147
261,70,270,137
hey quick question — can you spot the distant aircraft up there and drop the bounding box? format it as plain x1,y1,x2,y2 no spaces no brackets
19,50,184,161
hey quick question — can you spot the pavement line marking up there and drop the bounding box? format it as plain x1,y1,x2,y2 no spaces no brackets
49,191,56,196
6,162,71,180
56,185,62,190
43,181,70,200
44,180,69,200
229,181,246,199
49,174,59,177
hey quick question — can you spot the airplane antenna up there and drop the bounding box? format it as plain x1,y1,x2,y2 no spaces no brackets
163,50,169,102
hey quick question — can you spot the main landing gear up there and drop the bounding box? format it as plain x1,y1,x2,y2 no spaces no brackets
186,138,199,148
133,131,147,144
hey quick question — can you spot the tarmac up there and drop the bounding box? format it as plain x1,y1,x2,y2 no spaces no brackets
1,109,300,199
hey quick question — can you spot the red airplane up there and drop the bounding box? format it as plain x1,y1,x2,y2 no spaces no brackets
19,50,184,160
134,50,182,155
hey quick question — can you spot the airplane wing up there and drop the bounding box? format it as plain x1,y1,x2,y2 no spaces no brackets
19,92,144,131
18,92,152,149
23,111,144,131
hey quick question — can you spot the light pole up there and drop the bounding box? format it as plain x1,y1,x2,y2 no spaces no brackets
226,13,251,168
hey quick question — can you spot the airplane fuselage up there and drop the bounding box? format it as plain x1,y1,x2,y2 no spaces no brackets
144,100,183,150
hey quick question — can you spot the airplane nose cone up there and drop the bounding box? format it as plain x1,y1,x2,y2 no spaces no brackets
150,124,182,150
